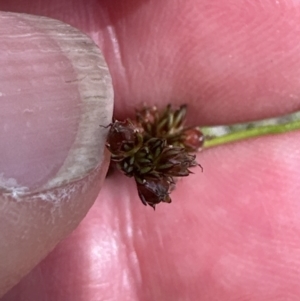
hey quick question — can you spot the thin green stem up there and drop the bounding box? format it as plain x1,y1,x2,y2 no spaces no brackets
201,110,300,149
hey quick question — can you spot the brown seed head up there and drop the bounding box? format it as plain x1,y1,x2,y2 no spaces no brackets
106,119,143,161
135,176,172,209
179,128,205,152
106,104,203,209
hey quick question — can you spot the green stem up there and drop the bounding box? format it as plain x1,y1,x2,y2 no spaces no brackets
201,110,300,149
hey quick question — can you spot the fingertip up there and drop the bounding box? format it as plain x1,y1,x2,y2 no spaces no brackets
0,12,113,296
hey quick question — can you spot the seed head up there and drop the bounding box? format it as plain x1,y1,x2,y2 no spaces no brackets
135,177,172,209
106,119,143,160
106,104,204,209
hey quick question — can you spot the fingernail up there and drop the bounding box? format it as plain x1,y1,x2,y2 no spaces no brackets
0,12,113,193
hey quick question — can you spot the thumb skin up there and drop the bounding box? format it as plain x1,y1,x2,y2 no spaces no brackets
0,12,113,296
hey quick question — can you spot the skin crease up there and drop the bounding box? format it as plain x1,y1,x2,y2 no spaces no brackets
1,0,300,300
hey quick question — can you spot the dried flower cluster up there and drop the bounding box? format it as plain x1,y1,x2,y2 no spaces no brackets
106,104,204,209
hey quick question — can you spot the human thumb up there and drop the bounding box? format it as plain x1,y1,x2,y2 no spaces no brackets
0,11,113,296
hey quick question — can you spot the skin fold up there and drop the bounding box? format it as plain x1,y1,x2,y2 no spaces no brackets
1,0,300,300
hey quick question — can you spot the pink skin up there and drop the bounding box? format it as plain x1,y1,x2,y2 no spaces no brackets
1,0,300,300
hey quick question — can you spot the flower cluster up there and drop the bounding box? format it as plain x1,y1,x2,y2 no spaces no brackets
106,104,204,209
